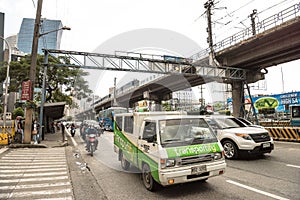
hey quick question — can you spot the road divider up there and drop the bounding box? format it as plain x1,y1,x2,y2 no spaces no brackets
265,127,300,142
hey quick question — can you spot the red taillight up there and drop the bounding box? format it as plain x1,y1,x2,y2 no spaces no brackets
89,137,95,142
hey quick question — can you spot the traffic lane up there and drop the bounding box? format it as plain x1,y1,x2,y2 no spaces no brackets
268,141,300,166
80,131,294,200
85,155,288,200
224,163,298,200
225,141,300,186
220,141,300,200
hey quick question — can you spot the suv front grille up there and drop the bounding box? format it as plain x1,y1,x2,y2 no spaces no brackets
250,132,270,143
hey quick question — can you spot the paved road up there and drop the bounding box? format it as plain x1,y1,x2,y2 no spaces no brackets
75,131,300,200
0,148,73,200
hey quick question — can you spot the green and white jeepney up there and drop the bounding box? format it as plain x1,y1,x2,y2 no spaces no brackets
114,112,226,191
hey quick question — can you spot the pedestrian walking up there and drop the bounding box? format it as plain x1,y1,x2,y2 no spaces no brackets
51,121,55,134
32,118,39,144
61,121,66,142
16,116,24,143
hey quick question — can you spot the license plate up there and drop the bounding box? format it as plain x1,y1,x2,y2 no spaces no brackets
191,165,206,174
262,142,270,148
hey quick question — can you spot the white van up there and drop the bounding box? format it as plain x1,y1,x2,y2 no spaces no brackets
114,112,226,191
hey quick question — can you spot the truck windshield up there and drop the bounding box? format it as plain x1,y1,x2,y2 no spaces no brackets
159,118,217,147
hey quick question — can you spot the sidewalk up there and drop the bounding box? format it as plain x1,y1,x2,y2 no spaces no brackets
5,130,69,149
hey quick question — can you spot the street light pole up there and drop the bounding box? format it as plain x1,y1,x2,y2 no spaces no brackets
0,36,11,133
38,26,70,142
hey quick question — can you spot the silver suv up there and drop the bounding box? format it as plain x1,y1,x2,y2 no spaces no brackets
205,116,274,159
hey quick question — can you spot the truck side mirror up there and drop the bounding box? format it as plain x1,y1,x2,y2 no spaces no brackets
144,134,156,143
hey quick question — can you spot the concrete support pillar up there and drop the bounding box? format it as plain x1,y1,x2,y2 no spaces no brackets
231,81,244,117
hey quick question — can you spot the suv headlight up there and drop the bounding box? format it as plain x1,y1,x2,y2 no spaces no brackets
160,158,176,168
235,133,252,140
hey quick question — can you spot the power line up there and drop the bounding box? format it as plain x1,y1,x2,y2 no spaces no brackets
213,0,297,41
215,0,257,22
31,0,36,8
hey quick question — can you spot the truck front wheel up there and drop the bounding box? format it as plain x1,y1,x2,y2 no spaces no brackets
142,164,159,191
120,152,130,170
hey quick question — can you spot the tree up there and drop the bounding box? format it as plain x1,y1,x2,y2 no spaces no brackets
0,54,92,108
12,107,24,119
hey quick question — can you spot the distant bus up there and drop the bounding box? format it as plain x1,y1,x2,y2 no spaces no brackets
98,107,128,131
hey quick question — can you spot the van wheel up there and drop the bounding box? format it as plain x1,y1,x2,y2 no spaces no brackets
120,152,130,170
142,164,159,191
222,140,238,159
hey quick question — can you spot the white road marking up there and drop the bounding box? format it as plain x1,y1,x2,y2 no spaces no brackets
0,181,71,190
67,130,78,146
226,180,290,200
0,148,8,154
0,167,67,173
36,197,73,200
2,155,65,158
0,171,67,178
0,158,66,162
0,164,66,169
0,148,73,199
0,188,72,199
286,164,300,169
0,175,69,183
0,162,66,166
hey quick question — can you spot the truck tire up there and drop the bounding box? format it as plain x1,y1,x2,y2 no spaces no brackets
120,152,130,170
142,164,159,191
222,140,238,159
120,152,130,171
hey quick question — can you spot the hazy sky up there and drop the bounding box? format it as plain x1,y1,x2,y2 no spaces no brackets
1,0,299,102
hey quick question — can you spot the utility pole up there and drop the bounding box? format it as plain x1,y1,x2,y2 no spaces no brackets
204,0,215,66
113,77,118,107
250,9,257,35
24,0,43,144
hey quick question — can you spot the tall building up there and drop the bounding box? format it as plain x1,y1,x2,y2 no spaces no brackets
17,18,63,54
4,35,25,62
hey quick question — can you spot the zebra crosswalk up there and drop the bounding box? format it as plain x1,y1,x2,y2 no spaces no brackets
0,148,73,200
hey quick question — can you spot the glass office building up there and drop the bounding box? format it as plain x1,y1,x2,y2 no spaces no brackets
18,18,63,54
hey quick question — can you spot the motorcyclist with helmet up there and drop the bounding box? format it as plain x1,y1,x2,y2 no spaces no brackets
85,125,99,151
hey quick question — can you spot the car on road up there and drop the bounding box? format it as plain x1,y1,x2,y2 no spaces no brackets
205,116,274,159
236,117,264,129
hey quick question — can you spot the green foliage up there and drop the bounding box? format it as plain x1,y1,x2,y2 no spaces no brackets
218,110,231,115
12,107,24,119
213,101,226,112
66,116,73,121
162,102,172,111
0,54,92,108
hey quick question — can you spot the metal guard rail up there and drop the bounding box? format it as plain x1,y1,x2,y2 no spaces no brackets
191,2,300,61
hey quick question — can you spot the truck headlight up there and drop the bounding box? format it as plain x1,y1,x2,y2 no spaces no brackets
160,159,176,168
214,152,223,160
235,133,252,140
